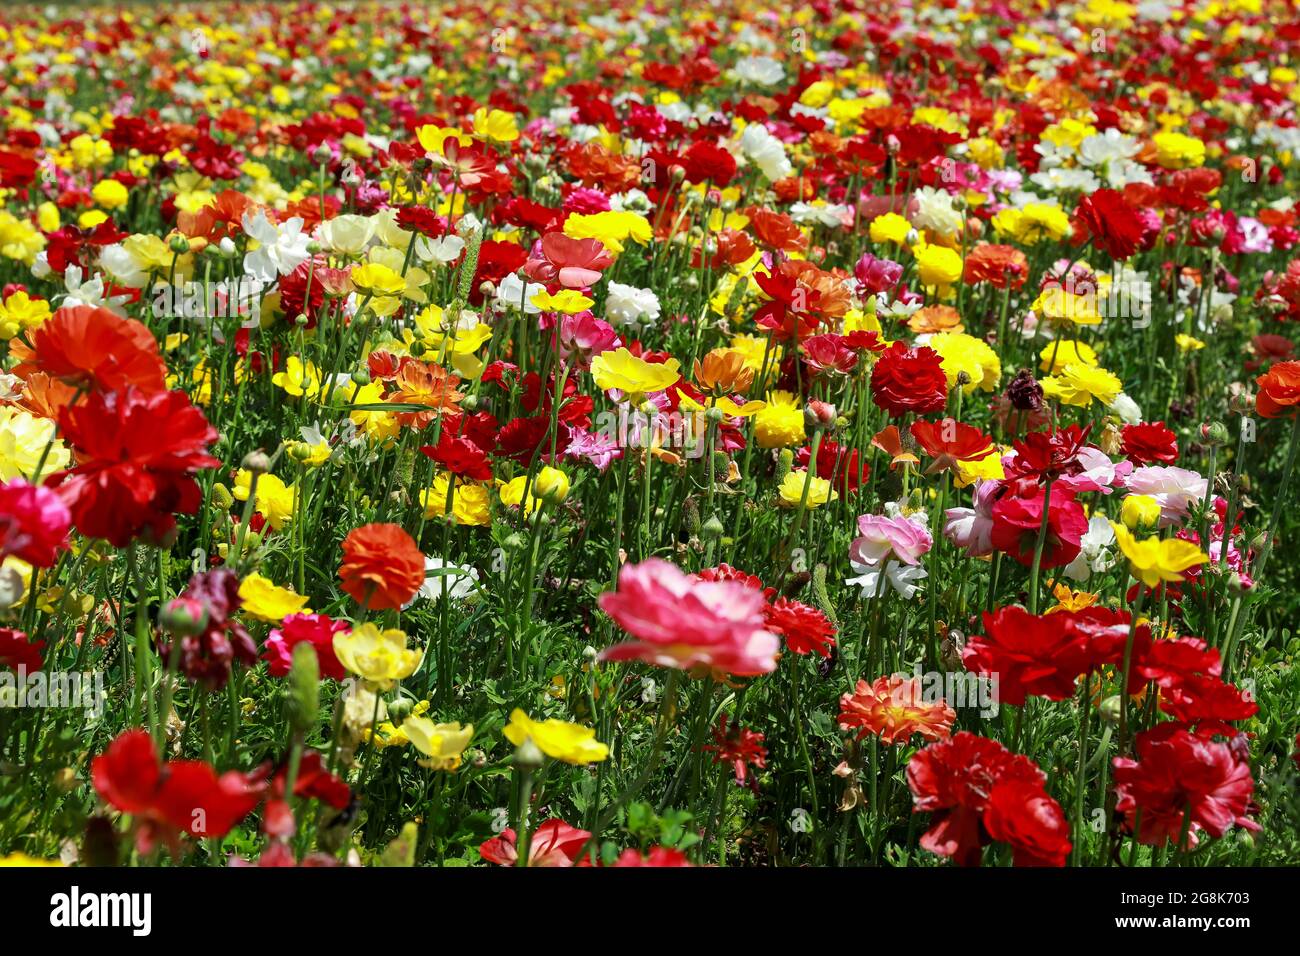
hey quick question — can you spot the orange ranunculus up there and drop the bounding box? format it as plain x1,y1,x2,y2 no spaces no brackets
25,305,168,396
908,304,965,335
1256,361,1300,419
963,243,1029,290
871,425,920,471
338,523,426,611
837,675,955,746
387,357,464,428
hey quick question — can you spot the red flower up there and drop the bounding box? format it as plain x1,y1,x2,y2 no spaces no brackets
262,751,350,839
989,483,1088,569
910,418,994,474
586,846,694,867
1112,725,1259,848
796,438,868,493
28,305,168,395
479,819,591,867
522,233,613,289
1120,421,1178,465
764,597,836,657
703,715,768,789
420,431,493,481
263,613,350,681
337,523,426,611
91,728,266,856
962,606,1091,706
1255,360,1300,419
0,628,44,673
681,140,737,187
871,342,948,418
0,477,71,567
1007,424,1092,483
159,568,258,690
907,732,1069,867
47,387,220,548
1075,188,1145,260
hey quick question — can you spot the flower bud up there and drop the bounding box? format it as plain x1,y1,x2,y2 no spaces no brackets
513,736,546,770
386,697,413,722
241,450,272,474
168,235,191,255
1098,695,1123,726
701,514,725,540
312,144,333,164
285,642,320,735
1200,421,1230,446
211,482,235,510
805,400,837,429
160,596,209,637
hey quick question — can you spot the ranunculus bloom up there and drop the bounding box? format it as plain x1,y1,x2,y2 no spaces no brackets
870,342,948,418
598,558,779,677
982,778,1073,866
0,477,71,567
263,613,350,681
764,597,836,657
989,482,1088,568
1255,360,1300,418
1112,725,1259,848
1120,421,1178,465
46,387,220,548
962,606,1091,706
523,233,614,289
1074,188,1145,260
0,628,44,673
850,513,933,566
479,819,591,867
28,304,168,395
910,419,994,474
91,729,266,856
159,568,258,690
337,523,426,611
420,431,492,481
838,675,955,746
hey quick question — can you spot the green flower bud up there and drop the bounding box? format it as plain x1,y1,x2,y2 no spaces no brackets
285,642,320,735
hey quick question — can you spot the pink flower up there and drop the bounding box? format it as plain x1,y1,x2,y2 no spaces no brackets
557,311,620,370
850,513,933,566
262,613,350,680
0,478,71,568
523,233,613,289
598,558,779,676
479,819,591,867
944,479,999,557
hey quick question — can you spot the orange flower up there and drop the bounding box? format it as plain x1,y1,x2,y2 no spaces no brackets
1255,360,1300,418
745,207,807,254
694,348,754,395
838,675,955,746
963,243,1029,290
908,304,965,335
338,523,426,611
870,425,919,471
387,358,464,428
25,305,168,396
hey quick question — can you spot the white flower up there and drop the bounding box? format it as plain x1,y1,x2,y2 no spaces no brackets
414,233,466,265
98,244,149,288
493,272,546,314
1064,516,1116,583
845,559,927,600
791,202,852,229
59,265,128,314
909,186,964,236
1029,167,1101,194
1106,392,1143,425
316,214,376,256
242,210,310,281
410,557,480,604
732,55,785,86
604,281,661,329
739,123,793,181
1077,129,1141,167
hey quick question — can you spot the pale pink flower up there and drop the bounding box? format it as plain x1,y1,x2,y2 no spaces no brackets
850,513,932,566
598,558,779,676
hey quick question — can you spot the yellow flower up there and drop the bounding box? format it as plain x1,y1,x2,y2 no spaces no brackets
420,474,491,526
0,407,69,481
913,242,963,290
1033,285,1101,326
1120,494,1162,531
91,178,129,210
233,470,297,530
238,573,311,623
715,396,765,418
333,624,422,689
415,124,472,157
1045,582,1099,614
498,475,543,514
0,211,46,265
1039,339,1098,374
0,291,51,339
868,212,911,245
503,708,609,765
473,108,519,143
992,203,1072,244
929,332,1001,393
729,332,783,372
778,470,836,508
351,262,407,297
1041,363,1122,408
590,347,681,395
533,466,570,503
954,444,1006,487
562,211,652,255
1110,523,1208,588
272,356,323,399
0,852,62,867
403,716,474,770
754,390,806,448
530,289,594,314
1175,334,1205,352
1152,131,1206,169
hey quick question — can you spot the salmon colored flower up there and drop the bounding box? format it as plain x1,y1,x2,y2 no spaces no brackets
28,305,167,396
479,819,591,867
838,675,955,746
1255,360,1300,418
338,523,426,611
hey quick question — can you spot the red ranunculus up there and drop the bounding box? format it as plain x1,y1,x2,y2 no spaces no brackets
764,597,836,657
28,305,168,395
1121,421,1178,465
870,341,948,418
337,523,426,610
0,477,71,567
0,628,44,673
989,483,1088,568
420,431,493,481
1075,188,1145,260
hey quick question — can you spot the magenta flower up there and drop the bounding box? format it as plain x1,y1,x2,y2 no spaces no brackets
262,613,350,680
598,558,779,677
0,478,71,568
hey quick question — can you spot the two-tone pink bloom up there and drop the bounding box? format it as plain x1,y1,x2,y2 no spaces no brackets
0,478,71,568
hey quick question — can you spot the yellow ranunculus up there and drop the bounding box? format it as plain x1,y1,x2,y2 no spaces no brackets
1110,523,1208,588
754,390,806,448
1120,494,1162,531
503,708,609,765
402,716,474,770
913,243,963,289
333,624,422,689
472,108,519,143
91,178,129,210
233,470,297,530
868,212,911,245
530,289,594,314
238,573,311,623
420,474,491,526
590,347,681,395
778,470,836,508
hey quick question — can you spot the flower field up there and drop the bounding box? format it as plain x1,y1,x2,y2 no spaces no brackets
1,0,1300,872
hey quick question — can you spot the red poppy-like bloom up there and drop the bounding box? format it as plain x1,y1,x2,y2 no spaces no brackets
989,483,1088,569
870,342,948,418
796,438,868,493
1112,725,1259,848
91,728,266,856
1075,188,1146,260
420,431,493,481
1007,424,1092,483
338,523,426,611
46,387,220,548
0,477,71,567
27,305,168,395
765,597,836,657
962,606,1090,706
1255,360,1300,418
703,715,768,789
584,846,695,867
910,419,994,474
263,613,350,681
1121,421,1178,465
681,140,738,186
0,628,44,673
838,675,955,746
907,731,1070,867
963,243,1029,289
159,568,258,690
261,751,351,840
479,819,591,867
801,334,859,377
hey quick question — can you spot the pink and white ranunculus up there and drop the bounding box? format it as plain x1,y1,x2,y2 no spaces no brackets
850,513,933,566
943,479,999,557
1122,465,1208,526
597,558,779,676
